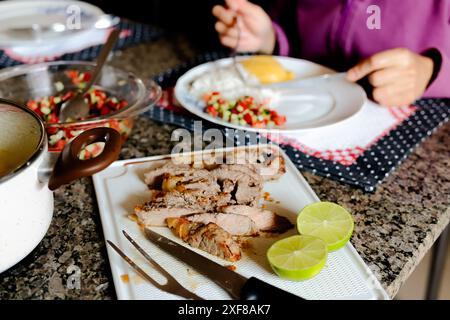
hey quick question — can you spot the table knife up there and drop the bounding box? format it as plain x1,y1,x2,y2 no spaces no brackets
144,228,305,301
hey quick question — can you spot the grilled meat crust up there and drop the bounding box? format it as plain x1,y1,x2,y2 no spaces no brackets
166,217,242,262
185,212,259,236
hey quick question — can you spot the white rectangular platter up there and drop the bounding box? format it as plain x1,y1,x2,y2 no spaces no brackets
92,145,389,300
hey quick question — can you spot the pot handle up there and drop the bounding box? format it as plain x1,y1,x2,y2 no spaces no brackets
48,127,122,190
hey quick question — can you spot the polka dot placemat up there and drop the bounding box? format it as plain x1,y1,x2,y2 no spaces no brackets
146,52,450,192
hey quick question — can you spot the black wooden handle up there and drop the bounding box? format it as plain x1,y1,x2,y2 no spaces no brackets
240,277,305,301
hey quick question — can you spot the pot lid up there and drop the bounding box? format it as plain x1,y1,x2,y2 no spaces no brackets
0,98,44,180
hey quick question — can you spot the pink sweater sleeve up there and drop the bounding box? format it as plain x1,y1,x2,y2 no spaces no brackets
272,21,290,56
424,48,450,97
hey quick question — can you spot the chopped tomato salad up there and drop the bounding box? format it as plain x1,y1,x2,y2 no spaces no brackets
26,70,129,123
203,92,286,128
24,70,133,153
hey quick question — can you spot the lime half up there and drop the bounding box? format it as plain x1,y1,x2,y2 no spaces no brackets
297,202,354,251
267,235,328,281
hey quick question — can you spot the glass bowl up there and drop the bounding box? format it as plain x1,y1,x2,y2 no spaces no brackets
0,61,161,152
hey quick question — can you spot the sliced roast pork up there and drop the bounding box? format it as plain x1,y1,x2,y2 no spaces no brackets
166,217,241,262
231,147,286,181
212,165,262,206
220,205,293,233
185,213,258,236
150,189,232,212
135,148,290,262
136,189,234,227
135,204,201,227
144,161,211,189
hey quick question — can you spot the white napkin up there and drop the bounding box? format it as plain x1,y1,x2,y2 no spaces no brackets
265,101,415,165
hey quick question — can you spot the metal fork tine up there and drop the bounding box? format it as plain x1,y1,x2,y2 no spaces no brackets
107,239,202,300
231,15,248,84
122,230,180,281
106,240,163,289
121,231,204,300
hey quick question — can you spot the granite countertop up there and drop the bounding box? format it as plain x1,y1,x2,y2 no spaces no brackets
1,35,449,300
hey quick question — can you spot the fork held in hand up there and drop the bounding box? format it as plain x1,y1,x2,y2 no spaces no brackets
231,15,248,84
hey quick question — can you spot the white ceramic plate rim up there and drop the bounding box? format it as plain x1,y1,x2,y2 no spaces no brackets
0,0,104,47
174,56,367,133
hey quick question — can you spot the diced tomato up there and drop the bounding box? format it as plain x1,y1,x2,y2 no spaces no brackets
47,113,59,124
96,99,105,109
94,90,106,99
83,150,92,159
107,99,117,108
34,107,43,117
243,113,253,124
100,106,110,116
54,139,66,151
273,115,286,125
108,121,120,130
63,91,74,101
27,100,38,111
251,108,260,115
253,121,265,128
202,93,211,102
118,100,128,109
231,107,240,114
83,72,92,82
47,126,59,134
238,101,249,110
206,105,218,117
66,70,79,80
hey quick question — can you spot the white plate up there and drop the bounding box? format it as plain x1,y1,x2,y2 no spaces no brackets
175,56,366,133
92,145,389,300
0,0,104,47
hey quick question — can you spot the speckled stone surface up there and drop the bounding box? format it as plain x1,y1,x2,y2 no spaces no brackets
0,35,449,300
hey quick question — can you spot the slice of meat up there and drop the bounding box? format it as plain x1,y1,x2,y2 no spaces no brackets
144,162,189,188
220,205,293,233
232,147,286,181
166,217,241,262
256,152,286,181
135,204,201,227
221,179,235,193
212,165,262,206
150,189,233,212
212,164,262,185
144,162,210,189
219,164,261,182
185,213,258,236
136,188,235,227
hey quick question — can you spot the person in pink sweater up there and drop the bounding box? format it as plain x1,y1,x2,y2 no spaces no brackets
212,0,449,106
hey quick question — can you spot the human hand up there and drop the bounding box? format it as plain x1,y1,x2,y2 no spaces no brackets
347,48,434,107
212,0,275,54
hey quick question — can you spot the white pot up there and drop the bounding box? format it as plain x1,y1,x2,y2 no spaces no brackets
0,99,122,273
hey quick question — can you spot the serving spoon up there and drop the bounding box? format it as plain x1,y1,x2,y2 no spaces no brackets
59,28,121,122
